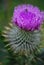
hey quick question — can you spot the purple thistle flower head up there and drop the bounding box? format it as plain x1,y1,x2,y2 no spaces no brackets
12,4,44,31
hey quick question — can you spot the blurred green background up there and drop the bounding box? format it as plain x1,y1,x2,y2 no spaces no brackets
0,0,44,65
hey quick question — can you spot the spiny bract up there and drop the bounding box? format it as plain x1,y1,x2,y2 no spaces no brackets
2,23,41,56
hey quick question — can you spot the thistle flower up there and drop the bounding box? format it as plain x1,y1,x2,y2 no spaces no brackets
12,4,44,31
2,4,44,64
